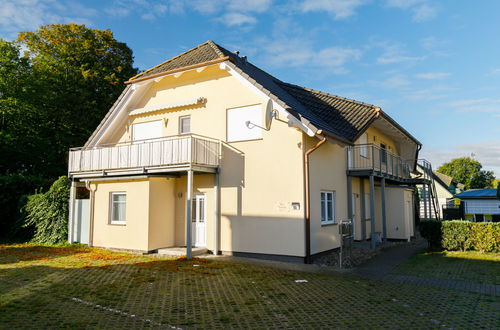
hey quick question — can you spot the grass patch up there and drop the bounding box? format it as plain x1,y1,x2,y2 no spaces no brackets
393,249,500,285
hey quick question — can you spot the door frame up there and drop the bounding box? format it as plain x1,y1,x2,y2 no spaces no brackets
192,194,207,247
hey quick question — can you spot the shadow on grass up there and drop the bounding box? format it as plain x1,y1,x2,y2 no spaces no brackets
394,249,500,285
0,244,91,265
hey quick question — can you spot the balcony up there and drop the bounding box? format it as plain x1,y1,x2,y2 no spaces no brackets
68,134,221,179
347,144,412,181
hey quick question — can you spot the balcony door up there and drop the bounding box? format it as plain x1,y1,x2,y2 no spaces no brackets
191,194,206,247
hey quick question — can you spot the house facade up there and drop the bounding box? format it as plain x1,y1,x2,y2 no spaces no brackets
68,41,428,262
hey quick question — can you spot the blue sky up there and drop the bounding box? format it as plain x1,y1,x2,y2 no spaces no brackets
1,0,499,175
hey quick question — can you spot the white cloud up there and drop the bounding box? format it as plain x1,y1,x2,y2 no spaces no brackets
219,12,257,26
378,74,410,88
412,3,437,22
489,68,500,75
258,37,362,74
404,86,456,100
300,0,369,19
226,0,273,13
415,72,450,80
447,98,500,115
420,36,450,56
376,42,426,64
421,141,500,176
386,0,438,23
385,0,425,9
0,0,95,38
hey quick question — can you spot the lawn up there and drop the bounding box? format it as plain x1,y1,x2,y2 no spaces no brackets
393,250,500,285
0,244,498,329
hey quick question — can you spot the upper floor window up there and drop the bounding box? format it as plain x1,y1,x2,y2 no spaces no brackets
179,115,191,134
227,104,262,142
380,143,387,164
110,192,126,225
320,191,336,225
132,120,163,142
359,133,368,158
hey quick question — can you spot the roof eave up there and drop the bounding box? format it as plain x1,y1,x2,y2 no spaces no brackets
125,56,232,85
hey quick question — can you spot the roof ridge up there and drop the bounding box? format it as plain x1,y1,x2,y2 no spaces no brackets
128,40,221,82
278,81,379,110
207,40,227,58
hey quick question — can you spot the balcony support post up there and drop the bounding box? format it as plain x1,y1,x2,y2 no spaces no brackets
360,178,366,240
186,169,194,260
381,177,387,243
213,170,220,255
423,183,428,219
347,176,353,224
68,180,76,243
369,175,377,250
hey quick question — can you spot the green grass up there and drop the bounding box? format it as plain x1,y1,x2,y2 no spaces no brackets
393,249,500,285
0,244,498,329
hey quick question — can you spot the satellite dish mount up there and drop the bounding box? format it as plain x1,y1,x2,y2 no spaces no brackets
246,99,276,131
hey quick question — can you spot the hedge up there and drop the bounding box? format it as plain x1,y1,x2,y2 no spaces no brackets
419,220,500,253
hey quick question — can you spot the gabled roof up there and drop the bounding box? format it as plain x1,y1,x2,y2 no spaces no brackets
126,41,416,144
434,171,453,187
456,189,498,199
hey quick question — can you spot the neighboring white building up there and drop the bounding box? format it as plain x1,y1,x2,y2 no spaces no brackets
455,189,500,222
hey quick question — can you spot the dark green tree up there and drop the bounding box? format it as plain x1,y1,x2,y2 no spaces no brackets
438,157,495,190
14,24,137,177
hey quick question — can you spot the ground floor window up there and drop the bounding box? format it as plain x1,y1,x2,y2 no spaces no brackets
110,192,126,225
320,191,336,225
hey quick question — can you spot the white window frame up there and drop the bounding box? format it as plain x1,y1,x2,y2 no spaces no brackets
109,192,126,225
320,191,336,225
179,115,191,135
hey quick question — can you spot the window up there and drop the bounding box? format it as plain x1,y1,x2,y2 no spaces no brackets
359,133,368,158
179,115,191,134
380,143,387,164
110,192,126,225
227,104,262,142
132,120,163,142
320,191,336,225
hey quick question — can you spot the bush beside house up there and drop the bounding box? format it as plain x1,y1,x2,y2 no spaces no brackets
419,220,500,252
23,176,70,244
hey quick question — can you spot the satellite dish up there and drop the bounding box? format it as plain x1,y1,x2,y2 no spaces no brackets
264,99,274,130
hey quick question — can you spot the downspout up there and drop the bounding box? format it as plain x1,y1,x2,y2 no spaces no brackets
304,130,327,264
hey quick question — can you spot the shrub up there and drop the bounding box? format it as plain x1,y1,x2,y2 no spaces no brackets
470,223,496,253
23,176,70,244
442,220,472,252
419,220,442,250
0,174,50,239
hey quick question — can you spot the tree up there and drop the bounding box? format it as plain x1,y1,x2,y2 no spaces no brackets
437,157,495,190
12,24,137,177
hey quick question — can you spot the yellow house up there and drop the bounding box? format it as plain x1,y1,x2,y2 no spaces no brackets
67,41,430,263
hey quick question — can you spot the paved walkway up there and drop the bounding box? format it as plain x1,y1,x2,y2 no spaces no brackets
215,241,500,296
348,241,499,296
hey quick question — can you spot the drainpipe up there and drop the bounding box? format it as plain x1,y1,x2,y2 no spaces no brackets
304,130,327,264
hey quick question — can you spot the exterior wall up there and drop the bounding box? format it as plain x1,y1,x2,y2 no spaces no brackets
148,178,176,251
357,127,399,155
307,137,348,254
91,179,151,251
385,187,414,240
92,65,306,257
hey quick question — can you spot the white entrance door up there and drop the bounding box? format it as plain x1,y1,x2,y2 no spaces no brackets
192,194,206,247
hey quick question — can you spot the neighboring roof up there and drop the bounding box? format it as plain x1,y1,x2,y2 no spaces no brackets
455,189,498,199
434,171,453,187
126,40,415,144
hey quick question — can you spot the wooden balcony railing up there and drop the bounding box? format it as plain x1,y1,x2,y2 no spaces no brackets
347,144,412,180
68,134,220,176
